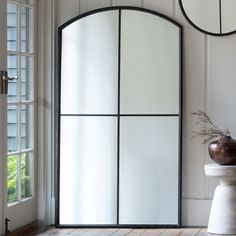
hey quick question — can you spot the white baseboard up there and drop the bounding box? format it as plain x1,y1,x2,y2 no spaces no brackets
182,198,212,227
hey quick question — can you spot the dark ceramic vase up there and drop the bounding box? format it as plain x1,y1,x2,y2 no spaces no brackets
208,136,236,165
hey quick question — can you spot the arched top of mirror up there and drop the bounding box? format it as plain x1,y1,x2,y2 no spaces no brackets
58,6,183,32
179,0,236,36
58,6,183,115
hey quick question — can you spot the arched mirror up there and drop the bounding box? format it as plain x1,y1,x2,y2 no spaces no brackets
56,6,182,227
179,0,236,36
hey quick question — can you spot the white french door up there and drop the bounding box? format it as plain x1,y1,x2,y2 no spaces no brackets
0,0,7,234
0,0,37,234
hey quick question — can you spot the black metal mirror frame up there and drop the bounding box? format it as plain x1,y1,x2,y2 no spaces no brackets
179,0,236,36
55,6,183,228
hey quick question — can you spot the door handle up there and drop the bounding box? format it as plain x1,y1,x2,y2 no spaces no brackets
0,70,19,94
5,76,19,81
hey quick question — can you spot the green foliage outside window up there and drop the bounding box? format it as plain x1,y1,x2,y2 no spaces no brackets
8,156,17,203
8,154,31,203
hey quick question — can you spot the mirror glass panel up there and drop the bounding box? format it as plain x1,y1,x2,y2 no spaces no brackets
221,0,236,33
60,11,118,114
180,0,236,36
180,0,219,34
120,10,179,114
60,116,117,224
119,117,179,224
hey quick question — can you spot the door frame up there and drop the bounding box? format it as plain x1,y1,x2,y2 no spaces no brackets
37,0,56,226
0,0,38,233
0,0,7,234
5,0,38,232
0,0,56,234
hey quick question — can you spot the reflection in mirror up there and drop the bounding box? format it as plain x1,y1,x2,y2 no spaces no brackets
61,10,118,114
180,0,219,34
179,0,236,36
120,117,179,224
60,117,117,224
120,10,179,114
221,0,236,33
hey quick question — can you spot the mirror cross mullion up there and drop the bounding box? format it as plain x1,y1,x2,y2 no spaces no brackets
219,0,222,34
56,6,182,228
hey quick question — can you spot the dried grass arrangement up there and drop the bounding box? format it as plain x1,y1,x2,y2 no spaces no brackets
191,110,230,144
191,110,236,165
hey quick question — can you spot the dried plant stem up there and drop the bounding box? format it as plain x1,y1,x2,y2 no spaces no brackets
191,110,230,144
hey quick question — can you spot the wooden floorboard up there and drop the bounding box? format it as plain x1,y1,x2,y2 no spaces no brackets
35,228,74,236
179,228,201,236
80,228,119,236
195,228,208,236
159,229,184,236
142,228,166,236
65,229,91,236
111,228,133,236
29,227,208,236
126,229,147,236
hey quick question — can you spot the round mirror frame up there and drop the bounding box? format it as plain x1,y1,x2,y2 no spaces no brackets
179,0,236,36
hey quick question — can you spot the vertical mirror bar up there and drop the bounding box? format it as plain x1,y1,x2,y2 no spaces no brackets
219,0,222,34
119,117,179,224
116,9,121,225
60,116,117,225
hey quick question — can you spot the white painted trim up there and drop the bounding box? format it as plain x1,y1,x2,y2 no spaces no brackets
37,0,56,226
2,0,38,231
0,0,7,235
0,96,5,236
182,198,212,227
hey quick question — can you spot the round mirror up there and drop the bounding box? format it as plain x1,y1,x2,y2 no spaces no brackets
179,0,236,36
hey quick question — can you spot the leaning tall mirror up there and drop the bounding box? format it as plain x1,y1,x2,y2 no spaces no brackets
56,6,182,227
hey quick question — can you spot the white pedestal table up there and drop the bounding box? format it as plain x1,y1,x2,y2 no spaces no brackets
205,164,236,234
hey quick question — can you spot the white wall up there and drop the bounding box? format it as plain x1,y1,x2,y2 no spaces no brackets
55,0,236,226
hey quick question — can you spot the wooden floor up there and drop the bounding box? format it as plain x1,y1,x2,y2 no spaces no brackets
32,228,208,236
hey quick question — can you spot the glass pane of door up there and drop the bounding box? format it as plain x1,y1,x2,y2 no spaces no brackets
0,0,35,233
7,0,34,204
